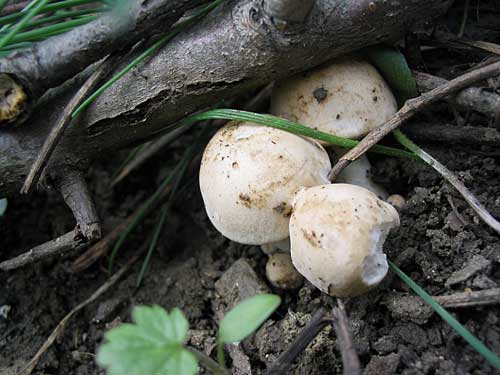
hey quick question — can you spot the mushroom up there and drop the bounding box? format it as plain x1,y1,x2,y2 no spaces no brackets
270,57,397,140
199,121,331,245
270,57,397,198
289,184,400,297
266,252,304,289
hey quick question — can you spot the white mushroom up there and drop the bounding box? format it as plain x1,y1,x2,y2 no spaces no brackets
266,252,304,290
289,184,400,297
271,57,397,197
270,57,397,140
199,121,331,245
387,194,406,210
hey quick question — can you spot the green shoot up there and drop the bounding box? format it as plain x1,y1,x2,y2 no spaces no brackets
97,306,198,375
217,294,281,367
71,0,225,117
97,295,280,375
389,261,500,370
0,0,51,49
181,109,418,161
0,198,7,216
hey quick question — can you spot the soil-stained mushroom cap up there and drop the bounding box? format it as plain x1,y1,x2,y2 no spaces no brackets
290,184,400,297
199,121,331,245
266,252,303,289
271,58,397,139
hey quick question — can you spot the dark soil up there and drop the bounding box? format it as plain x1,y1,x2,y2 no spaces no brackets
1,1,500,374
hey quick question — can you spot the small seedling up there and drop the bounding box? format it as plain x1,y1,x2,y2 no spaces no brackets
97,294,281,375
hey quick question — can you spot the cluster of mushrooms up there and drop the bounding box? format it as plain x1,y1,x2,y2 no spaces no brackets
200,57,405,297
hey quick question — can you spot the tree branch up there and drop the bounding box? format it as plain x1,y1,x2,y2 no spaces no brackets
0,0,208,124
264,0,316,23
57,170,101,240
0,0,452,197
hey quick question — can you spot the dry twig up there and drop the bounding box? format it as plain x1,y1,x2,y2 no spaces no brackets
0,230,86,271
329,60,500,180
19,254,139,374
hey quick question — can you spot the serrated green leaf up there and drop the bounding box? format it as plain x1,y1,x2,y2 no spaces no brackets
364,45,418,104
97,305,197,375
0,198,7,216
218,294,281,344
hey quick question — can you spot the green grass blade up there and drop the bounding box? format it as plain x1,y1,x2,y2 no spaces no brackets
136,204,169,288
0,0,9,13
181,109,418,160
5,15,97,44
389,261,500,370
0,0,103,26
71,0,224,117
15,8,105,32
0,0,51,49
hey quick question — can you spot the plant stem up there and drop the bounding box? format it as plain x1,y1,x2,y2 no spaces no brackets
188,347,229,375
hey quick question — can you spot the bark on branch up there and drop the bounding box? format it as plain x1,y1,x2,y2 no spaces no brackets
0,0,452,197
0,0,208,124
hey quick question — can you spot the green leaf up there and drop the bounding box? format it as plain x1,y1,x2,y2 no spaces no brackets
389,261,500,370
364,45,418,104
218,294,281,344
97,305,198,375
0,198,7,216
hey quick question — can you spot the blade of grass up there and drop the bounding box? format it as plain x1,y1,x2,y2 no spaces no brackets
0,0,104,26
108,126,210,272
14,7,105,32
71,0,224,117
393,129,500,234
135,160,188,287
180,109,418,161
0,0,9,13
0,0,51,49
5,15,97,44
389,260,500,370
136,204,168,288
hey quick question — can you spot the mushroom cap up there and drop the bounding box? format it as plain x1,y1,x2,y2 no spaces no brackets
266,252,304,289
289,184,400,297
271,58,397,140
199,121,331,245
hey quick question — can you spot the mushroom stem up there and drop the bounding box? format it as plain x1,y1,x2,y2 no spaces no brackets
264,0,316,23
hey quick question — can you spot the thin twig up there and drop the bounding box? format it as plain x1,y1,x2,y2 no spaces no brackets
20,55,118,195
19,253,140,375
434,288,500,308
329,60,500,181
331,299,361,375
57,170,101,240
394,129,500,234
413,71,500,118
263,308,329,375
0,229,86,271
403,122,500,146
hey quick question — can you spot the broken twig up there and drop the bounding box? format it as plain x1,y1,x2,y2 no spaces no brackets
329,60,500,181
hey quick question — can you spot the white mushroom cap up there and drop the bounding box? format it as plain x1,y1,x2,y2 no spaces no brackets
270,57,397,140
199,121,331,245
289,184,400,297
266,252,304,289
